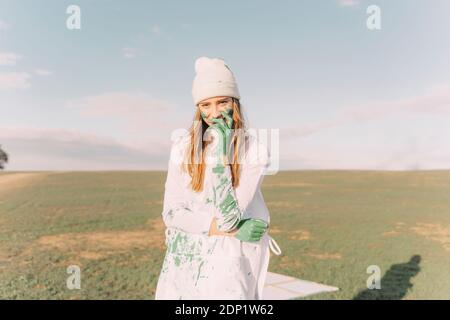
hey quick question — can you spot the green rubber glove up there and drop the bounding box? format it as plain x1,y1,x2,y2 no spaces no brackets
209,109,234,167
235,218,268,243
204,107,241,232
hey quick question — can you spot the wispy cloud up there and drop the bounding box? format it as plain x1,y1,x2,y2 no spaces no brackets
1,126,119,144
34,68,53,76
343,84,450,117
278,84,450,170
123,25,171,57
66,91,173,127
180,23,192,30
337,0,360,6
0,126,169,170
0,52,22,66
122,47,138,59
279,142,450,171
282,84,450,139
0,19,9,31
151,25,162,37
65,91,186,151
0,72,31,89
150,24,172,40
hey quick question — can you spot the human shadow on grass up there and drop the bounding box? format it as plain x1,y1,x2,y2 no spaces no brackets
353,255,421,300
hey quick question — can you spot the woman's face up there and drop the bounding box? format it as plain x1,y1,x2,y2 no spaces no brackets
197,96,233,126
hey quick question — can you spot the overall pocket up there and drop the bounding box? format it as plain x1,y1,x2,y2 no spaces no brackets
199,254,256,299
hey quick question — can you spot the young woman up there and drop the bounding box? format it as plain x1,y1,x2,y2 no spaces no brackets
155,56,281,300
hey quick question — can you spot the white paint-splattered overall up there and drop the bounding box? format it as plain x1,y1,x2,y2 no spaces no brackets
155,131,280,300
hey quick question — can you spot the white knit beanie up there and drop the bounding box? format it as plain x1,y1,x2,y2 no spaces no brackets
191,56,241,105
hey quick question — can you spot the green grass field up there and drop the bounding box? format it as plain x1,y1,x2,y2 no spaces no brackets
0,170,449,299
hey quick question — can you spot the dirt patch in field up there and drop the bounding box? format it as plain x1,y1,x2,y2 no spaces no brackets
266,201,304,208
268,226,311,241
367,242,383,249
382,222,407,237
304,252,342,260
382,230,400,237
384,221,450,252
143,200,163,206
289,230,311,241
263,182,317,188
268,225,282,235
24,217,167,261
0,249,12,270
0,172,47,195
410,222,450,252
278,255,304,269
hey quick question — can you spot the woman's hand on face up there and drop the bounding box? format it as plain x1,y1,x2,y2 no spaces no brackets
208,217,239,237
209,110,234,166
234,218,268,243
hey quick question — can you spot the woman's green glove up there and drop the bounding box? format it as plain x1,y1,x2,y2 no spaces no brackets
209,110,234,167
235,218,268,243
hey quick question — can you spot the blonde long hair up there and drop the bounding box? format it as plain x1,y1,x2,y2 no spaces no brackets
182,97,247,192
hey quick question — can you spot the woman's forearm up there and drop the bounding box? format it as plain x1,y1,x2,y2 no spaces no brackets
208,164,243,232
208,217,238,236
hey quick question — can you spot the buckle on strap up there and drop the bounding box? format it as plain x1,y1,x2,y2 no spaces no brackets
268,235,282,256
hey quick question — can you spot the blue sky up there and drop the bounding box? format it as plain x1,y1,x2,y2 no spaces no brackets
1,0,450,171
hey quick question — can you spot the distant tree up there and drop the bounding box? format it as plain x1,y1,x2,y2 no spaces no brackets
0,145,8,170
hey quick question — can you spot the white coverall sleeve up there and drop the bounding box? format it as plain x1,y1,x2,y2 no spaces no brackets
161,139,214,235
208,140,270,232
